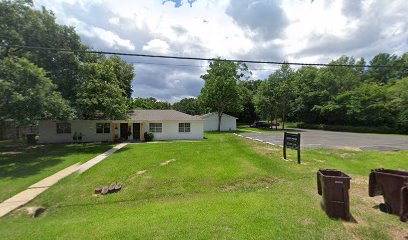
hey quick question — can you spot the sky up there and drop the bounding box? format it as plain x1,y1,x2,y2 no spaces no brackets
33,0,408,103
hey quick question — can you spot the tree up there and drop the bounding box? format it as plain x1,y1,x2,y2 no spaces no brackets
313,56,361,124
253,79,278,128
0,57,73,125
366,53,400,84
172,98,203,115
270,64,295,129
199,59,246,131
75,58,130,119
235,80,261,123
0,1,135,122
292,66,321,123
0,0,89,103
131,97,172,110
388,77,408,132
344,83,391,126
396,53,408,80
109,55,135,98
253,64,295,129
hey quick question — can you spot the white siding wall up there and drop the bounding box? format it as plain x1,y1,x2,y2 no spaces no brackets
203,114,237,131
39,120,113,143
39,120,204,143
144,121,204,140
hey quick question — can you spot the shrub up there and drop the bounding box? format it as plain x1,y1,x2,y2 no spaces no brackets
295,122,397,134
144,132,154,142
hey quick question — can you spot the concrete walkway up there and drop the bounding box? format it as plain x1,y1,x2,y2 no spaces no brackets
0,143,128,218
0,164,80,218
78,143,128,173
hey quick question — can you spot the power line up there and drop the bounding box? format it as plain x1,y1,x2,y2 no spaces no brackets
2,44,407,69
128,61,205,68
128,61,280,71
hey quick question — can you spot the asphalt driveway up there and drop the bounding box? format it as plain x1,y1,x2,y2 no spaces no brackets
241,129,408,151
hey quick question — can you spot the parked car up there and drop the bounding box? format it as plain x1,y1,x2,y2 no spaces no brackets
250,121,279,128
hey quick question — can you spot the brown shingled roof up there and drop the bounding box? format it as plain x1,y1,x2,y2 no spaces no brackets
129,110,203,121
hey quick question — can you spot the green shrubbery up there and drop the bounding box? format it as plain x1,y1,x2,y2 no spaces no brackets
144,132,154,141
294,122,397,134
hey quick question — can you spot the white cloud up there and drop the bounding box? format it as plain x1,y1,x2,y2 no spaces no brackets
142,39,171,54
33,0,408,102
90,27,135,51
108,17,120,25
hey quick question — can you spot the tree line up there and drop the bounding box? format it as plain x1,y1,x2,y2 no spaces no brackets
1,0,134,127
155,54,408,133
2,1,408,134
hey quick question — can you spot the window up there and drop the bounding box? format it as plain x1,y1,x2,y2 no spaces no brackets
96,123,110,134
149,123,162,133
179,123,191,133
56,123,71,134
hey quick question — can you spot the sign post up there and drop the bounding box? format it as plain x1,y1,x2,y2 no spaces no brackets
283,132,301,164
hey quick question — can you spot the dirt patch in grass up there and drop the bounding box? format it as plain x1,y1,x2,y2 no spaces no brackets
299,217,316,226
219,177,278,192
338,153,357,158
350,177,382,205
159,159,176,166
136,170,147,175
388,229,408,240
341,147,362,151
342,214,368,231
341,176,408,239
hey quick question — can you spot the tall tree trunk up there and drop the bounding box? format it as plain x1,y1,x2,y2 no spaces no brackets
217,112,222,132
282,116,285,130
282,104,286,130
273,113,278,130
0,120,4,140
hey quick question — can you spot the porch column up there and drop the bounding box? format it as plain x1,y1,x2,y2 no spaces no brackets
140,123,145,141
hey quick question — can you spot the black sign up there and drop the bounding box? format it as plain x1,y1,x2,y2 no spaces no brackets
283,132,301,164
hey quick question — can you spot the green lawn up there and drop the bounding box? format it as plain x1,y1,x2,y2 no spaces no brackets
0,142,113,202
237,125,284,133
0,133,407,239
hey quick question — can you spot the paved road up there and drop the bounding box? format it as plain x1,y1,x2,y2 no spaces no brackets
241,129,408,151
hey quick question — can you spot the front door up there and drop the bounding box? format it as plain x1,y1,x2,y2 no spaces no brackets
120,123,128,141
133,123,140,140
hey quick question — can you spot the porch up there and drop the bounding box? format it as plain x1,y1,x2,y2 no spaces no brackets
111,122,145,142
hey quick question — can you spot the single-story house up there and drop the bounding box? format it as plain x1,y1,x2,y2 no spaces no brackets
200,112,237,131
38,110,204,143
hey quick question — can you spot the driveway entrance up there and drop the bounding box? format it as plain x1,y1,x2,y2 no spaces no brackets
241,129,408,151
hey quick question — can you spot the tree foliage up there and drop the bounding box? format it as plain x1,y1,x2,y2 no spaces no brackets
75,58,131,119
172,98,204,115
277,54,408,133
234,80,261,123
131,97,172,110
0,0,135,122
199,59,246,131
253,64,294,129
0,57,73,125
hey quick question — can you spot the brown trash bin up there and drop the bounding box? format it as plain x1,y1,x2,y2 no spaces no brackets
369,168,408,222
317,169,352,220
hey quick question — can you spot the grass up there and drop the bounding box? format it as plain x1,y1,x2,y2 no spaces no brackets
0,142,113,202
0,133,407,239
237,125,285,133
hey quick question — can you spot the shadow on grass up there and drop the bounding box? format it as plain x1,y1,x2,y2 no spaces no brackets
0,143,116,180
